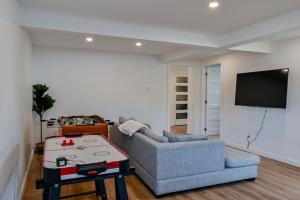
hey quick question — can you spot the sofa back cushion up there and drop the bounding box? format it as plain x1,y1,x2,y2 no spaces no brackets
163,130,208,143
119,116,136,124
140,128,169,143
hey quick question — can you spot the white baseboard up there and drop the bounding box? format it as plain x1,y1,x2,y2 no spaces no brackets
225,140,300,168
19,150,34,200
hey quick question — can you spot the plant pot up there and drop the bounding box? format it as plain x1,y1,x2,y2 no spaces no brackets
35,142,44,154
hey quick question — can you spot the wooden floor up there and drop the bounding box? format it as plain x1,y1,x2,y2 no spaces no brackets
170,125,187,134
22,153,300,200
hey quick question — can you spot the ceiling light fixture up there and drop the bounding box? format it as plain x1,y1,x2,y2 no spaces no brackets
86,37,94,42
135,42,142,47
209,1,219,8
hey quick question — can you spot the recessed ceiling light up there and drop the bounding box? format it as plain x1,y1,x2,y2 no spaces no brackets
86,37,93,42
136,42,142,47
209,1,219,8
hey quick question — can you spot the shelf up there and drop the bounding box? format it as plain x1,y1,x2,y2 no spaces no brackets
176,92,188,95
175,119,188,124
176,110,188,113
176,101,188,104
176,83,188,86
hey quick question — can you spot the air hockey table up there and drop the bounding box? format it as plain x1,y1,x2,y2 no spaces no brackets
38,134,132,200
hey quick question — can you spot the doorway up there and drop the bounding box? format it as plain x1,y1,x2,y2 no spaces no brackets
169,65,193,135
204,64,221,136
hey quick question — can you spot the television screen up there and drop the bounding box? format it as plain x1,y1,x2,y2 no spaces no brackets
235,68,289,108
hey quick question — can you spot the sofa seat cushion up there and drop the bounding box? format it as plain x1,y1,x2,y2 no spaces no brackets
225,147,260,168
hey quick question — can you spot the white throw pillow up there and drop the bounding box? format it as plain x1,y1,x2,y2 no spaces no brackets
118,120,147,136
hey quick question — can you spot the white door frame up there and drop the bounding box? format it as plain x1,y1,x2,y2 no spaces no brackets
167,64,197,134
201,63,222,136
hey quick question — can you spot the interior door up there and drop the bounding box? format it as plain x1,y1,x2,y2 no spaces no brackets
174,74,189,125
205,64,221,136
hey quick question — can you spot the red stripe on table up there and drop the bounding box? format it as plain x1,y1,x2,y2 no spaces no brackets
61,166,77,175
106,161,120,169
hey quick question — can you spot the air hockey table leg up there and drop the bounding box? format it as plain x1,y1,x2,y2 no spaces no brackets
43,185,50,200
43,167,61,200
51,184,61,200
95,179,107,200
43,183,61,200
114,174,128,200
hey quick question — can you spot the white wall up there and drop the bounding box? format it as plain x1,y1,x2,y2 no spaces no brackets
32,46,168,139
199,37,300,166
0,0,33,199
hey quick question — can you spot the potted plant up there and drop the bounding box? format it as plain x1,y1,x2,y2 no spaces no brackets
33,84,56,152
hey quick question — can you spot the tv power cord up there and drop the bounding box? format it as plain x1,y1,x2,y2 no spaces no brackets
247,108,268,149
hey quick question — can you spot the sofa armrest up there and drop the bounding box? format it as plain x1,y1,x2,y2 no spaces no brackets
110,125,225,181
155,140,225,180
131,133,225,180
109,125,127,152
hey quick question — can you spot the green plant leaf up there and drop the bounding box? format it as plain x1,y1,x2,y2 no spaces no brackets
32,84,55,117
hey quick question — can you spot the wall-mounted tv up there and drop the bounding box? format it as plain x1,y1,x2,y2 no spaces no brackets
235,68,289,108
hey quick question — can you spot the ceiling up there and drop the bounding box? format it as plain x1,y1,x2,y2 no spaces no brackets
19,0,300,61
30,28,227,59
29,29,184,56
19,0,300,36
267,27,300,42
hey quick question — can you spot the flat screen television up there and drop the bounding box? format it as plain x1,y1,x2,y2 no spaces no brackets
235,68,289,108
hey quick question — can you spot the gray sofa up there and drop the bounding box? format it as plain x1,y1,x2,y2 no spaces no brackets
110,125,260,196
